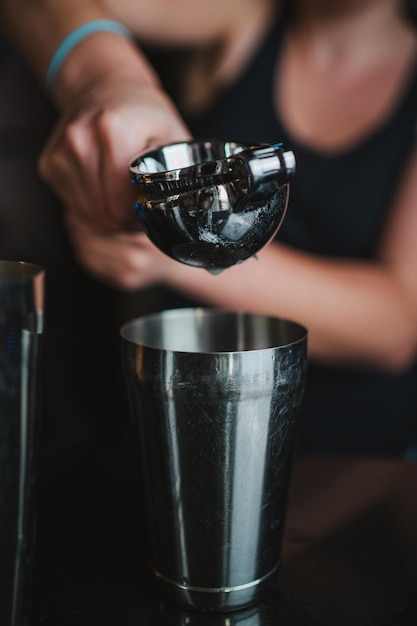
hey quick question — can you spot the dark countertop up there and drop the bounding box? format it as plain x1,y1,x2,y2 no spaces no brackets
30,456,417,625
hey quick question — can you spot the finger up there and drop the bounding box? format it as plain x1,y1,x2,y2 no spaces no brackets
88,241,150,289
68,226,157,289
98,92,191,229
39,115,117,231
96,108,152,229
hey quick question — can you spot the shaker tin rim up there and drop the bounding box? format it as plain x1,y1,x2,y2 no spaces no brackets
120,306,307,355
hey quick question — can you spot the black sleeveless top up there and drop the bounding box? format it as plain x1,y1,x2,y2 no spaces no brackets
148,12,417,456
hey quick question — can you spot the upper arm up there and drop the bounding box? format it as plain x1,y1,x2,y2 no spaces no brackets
377,140,417,307
99,0,267,46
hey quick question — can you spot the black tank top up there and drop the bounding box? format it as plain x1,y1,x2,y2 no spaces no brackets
148,13,417,456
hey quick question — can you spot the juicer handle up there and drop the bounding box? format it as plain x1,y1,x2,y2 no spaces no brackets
129,141,295,198
238,143,296,189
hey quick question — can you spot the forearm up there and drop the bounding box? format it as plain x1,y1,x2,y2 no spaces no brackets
1,1,106,80
1,0,161,107
168,243,417,370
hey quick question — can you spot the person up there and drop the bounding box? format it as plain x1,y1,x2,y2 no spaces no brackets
2,0,417,456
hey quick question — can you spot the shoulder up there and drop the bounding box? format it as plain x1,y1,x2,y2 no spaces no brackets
99,0,280,46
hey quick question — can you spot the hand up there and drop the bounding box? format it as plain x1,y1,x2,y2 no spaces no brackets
65,210,183,289
39,72,191,232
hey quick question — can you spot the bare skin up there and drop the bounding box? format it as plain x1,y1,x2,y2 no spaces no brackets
1,0,417,369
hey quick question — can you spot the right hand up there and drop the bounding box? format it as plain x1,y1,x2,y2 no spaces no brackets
38,71,191,232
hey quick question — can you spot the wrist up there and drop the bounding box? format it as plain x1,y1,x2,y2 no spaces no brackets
51,30,160,107
46,19,133,95
163,257,212,293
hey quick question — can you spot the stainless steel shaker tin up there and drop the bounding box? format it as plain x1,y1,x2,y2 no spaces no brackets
121,308,307,611
0,260,45,626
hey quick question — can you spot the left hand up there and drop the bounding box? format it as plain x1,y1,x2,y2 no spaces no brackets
65,211,180,289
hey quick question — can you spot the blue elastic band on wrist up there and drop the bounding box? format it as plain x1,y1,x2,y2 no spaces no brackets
46,19,133,95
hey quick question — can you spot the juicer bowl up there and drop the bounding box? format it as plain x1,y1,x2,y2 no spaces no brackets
129,139,294,273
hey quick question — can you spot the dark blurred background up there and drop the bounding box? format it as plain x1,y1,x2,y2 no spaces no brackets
0,42,160,501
